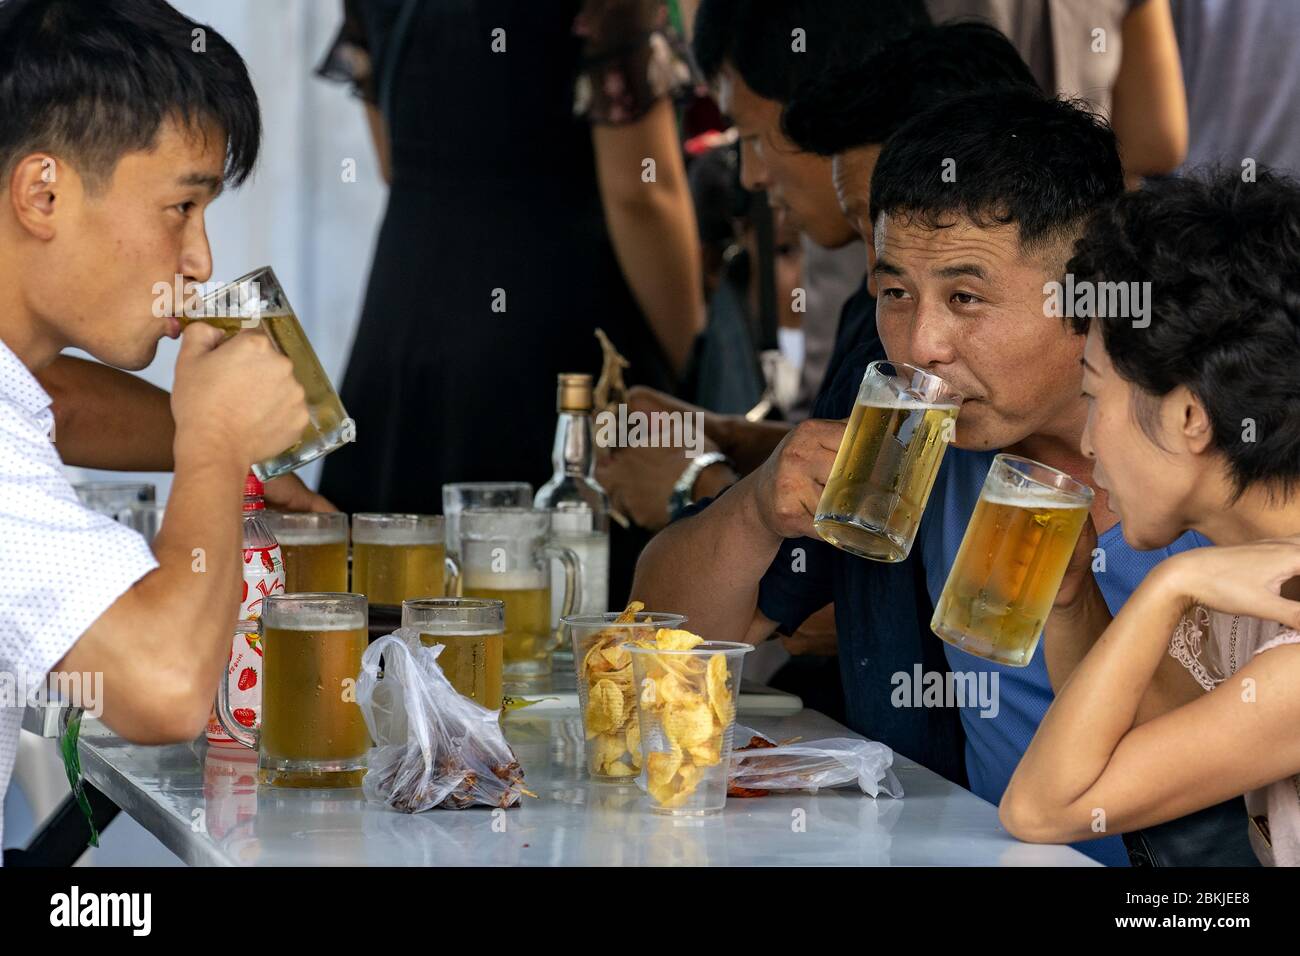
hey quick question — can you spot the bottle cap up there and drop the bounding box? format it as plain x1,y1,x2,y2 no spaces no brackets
244,473,264,498
557,373,593,413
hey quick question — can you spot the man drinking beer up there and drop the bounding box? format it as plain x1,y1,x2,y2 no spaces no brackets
633,86,1253,865
0,0,307,852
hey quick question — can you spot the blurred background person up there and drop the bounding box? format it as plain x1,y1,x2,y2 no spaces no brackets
1172,0,1300,175
926,0,1187,184
315,0,705,514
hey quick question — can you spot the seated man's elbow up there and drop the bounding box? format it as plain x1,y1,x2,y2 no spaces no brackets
109,673,215,745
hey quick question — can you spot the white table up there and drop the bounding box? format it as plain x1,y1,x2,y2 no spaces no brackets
74,706,1095,867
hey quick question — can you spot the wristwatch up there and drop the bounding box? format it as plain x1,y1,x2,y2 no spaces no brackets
668,451,733,523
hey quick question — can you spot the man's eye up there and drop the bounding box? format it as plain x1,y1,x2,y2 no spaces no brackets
173,202,195,215
952,292,979,305
881,287,908,300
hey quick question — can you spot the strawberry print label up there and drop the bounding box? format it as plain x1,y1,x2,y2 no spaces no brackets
208,544,283,746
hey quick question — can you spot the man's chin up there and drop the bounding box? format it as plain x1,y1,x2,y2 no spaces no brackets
100,340,160,372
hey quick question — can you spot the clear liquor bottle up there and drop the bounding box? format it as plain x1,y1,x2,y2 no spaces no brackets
535,374,610,641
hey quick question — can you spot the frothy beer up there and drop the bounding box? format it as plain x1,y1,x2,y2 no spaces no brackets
351,514,445,607
462,568,551,678
265,513,348,594
931,455,1093,667
815,364,961,563
260,608,369,788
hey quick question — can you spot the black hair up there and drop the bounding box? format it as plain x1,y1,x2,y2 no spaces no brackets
0,0,260,190
692,0,929,104
869,87,1124,252
782,21,1041,156
1067,167,1300,499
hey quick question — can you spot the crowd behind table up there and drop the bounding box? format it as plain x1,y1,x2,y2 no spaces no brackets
1,0,1298,867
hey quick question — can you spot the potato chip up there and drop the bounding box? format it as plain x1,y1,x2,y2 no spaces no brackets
591,730,627,774
614,600,645,624
626,723,641,769
688,733,722,767
600,644,632,671
655,670,699,706
585,680,623,735
647,749,682,790
654,628,704,651
662,700,714,749
654,764,705,808
604,759,637,777
706,653,733,725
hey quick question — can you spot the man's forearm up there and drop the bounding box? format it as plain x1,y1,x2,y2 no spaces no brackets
40,356,175,469
1042,577,1112,692
630,472,783,643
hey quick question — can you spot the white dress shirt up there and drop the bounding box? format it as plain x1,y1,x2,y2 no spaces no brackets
0,340,157,854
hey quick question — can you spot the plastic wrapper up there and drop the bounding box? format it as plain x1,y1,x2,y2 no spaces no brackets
357,630,531,811
727,725,903,798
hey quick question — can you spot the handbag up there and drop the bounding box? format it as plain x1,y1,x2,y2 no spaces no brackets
1123,796,1260,867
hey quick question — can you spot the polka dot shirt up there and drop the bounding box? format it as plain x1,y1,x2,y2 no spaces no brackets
0,341,157,855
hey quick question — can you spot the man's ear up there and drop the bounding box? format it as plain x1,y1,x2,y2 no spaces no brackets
9,153,65,241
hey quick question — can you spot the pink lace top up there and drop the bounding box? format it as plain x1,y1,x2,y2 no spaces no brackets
1169,607,1300,866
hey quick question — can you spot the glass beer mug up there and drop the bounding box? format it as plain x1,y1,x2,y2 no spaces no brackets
441,482,534,563
931,454,1093,666
216,593,370,788
186,266,355,481
401,598,506,709
814,361,962,562
351,513,448,608
456,508,581,679
264,511,349,593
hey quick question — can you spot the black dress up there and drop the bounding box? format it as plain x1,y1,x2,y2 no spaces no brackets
317,0,684,514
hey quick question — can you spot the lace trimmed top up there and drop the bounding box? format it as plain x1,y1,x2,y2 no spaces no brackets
1169,607,1300,866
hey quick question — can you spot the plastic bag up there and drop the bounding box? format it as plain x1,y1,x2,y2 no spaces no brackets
728,725,903,798
357,630,531,811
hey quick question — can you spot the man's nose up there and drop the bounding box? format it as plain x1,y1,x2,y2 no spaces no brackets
909,302,958,369
181,219,213,286
738,141,769,193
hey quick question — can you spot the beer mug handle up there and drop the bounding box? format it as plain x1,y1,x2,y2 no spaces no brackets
544,545,582,640
444,553,462,598
215,621,260,751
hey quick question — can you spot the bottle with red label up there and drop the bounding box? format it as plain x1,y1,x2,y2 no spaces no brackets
207,474,284,747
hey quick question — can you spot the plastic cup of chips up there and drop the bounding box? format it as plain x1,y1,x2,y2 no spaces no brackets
629,633,754,815
565,608,685,782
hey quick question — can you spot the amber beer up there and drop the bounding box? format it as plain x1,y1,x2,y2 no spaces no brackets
931,455,1093,666
265,512,348,593
186,267,353,480
461,570,551,677
218,593,369,788
351,514,445,607
457,508,581,678
814,362,961,562
402,598,506,709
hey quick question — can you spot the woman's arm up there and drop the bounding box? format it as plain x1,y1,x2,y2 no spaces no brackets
1002,546,1300,843
1042,517,1202,721
1111,0,1188,182
592,98,706,376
